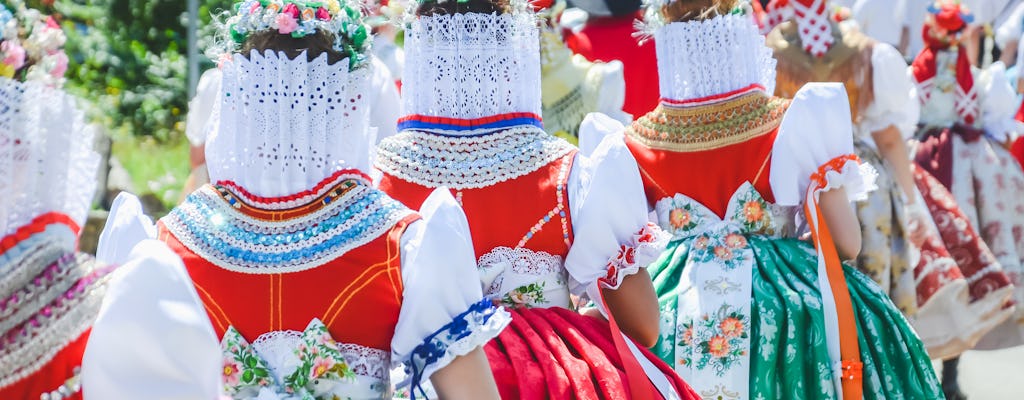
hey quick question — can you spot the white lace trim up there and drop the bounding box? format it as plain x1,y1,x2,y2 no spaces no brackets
397,305,511,388
375,126,575,190
477,246,570,308
814,158,878,203
208,50,375,198
401,12,542,125
600,223,670,290
0,78,99,238
654,14,776,102
251,330,391,383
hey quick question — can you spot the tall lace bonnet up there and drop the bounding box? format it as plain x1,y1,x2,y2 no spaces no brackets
205,0,378,198
398,0,543,134
638,0,776,102
0,0,98,246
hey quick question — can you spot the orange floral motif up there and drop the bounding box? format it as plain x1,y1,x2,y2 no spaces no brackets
682,326,694,346
713,246,734,261
708,336,731,358
743,200,764,223
694,236,710,250
670,208,692,229
724,233,747,249
719,317,745,338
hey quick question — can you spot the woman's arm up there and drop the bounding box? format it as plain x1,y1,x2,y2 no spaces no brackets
599,269,661,347
819,187,862,261
871,125,927,245
430,348,501,400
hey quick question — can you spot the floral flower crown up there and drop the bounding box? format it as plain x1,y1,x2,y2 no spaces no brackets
637,0,750,39
0,0,69,86
223,0,371,69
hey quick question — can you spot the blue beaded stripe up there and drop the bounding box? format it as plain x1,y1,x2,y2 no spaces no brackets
397,117,544,134
162,186,413,273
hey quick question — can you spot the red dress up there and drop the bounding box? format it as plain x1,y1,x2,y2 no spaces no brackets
379,137,695,400
566,12,659,118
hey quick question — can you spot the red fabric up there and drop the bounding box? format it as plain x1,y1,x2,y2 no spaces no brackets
566,13,659,118
913,165,1014,303
379,153,577,259
1013,136,1024,170
914,125,983,190
0,212,81,254
624,132,778,217
912,27,977,125
0,329,89,400
158,215,417,350
484,307,697,400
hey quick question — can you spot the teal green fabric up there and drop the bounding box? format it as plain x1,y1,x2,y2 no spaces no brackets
651,235,943,399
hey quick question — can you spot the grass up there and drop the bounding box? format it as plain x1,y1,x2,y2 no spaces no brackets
110,131,191,210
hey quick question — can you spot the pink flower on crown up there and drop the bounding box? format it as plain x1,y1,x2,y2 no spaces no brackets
282,3,300,18
249,2,261,14
49,51,67,78
276,13,298,34
316,7,330,20
1,41,25,69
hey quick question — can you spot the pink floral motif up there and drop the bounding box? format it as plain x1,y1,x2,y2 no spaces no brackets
310,357,332,379
223,358,241,386
1,41,25,69
276,13,298,34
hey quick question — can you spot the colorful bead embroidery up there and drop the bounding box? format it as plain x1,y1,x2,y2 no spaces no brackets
161,180,414,274
516,155,573,248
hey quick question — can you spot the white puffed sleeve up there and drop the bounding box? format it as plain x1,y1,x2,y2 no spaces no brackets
368,56,400,144
185,68,222,147
858,43,920,141
391,188,510,389
82,239,221,400
96,193,157,266
770,83,878,206
978,62,1024,143
566,113,669,298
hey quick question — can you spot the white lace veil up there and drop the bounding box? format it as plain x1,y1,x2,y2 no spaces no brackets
206,50,374,198
0,78,99,240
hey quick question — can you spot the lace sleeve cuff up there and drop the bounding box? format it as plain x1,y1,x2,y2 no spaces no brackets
398,299,511,392
598,223,669,290
810,154,878,203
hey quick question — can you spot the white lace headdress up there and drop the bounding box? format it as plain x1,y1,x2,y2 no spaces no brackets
0,78,99,240
400,5,542,131
206,50,374,198
637,1,775,102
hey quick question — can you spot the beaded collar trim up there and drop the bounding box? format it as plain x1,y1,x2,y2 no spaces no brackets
397,112,544,133
626,85,790,152
375,125,576,190
161,177,414,274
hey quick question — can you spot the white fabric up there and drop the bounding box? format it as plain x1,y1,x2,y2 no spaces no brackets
567,113,665,299
771,83,874,207
96,193,156,266
978,62,1024,143
0,78,99,239
962,0,1013,26
185,68,222,147
391,188,510,383
591,58,630,122
903,0,931,57
368,56,400,143
857,43,920,142
207,50,374,198
82,239,222,400
995,1,1024,50
852,0,907,47
654,14,776,102
401,12,541,125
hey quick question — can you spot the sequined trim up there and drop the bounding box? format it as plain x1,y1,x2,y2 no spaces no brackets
161,181,414,274
375,125,576,190
0,239,113,390
626,89,790,152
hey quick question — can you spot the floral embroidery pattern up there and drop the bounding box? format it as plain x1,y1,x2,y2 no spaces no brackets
691,232,751,271
677,304,750,376
500,282,547,308
658,200,706,239
283,320,356,389
730,187,775,236
221,327,273,395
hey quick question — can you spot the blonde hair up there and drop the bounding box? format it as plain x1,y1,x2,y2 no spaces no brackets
661,0,738,23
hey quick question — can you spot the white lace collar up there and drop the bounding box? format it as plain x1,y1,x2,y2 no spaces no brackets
207,50,375,198
401,12,542,132
0,78,99,238
654,14,776,103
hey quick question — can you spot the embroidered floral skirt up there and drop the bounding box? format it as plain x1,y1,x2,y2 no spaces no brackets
483,306,697,400
650,235,942,399
916,129,1024,350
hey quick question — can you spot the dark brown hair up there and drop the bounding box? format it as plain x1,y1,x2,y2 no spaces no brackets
415,0,511,16
241,30,347,64
662,0,737,23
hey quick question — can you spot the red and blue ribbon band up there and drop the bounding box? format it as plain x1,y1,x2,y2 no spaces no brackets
398,112,544,133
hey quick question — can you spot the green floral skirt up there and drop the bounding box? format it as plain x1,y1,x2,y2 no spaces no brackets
650,235,943,399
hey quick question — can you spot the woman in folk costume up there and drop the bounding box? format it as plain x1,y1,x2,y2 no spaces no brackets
618,0,941,398
763,0,1014,362
376,1,697,398
81,1,510,399
535,0,628,144
911,0,1024,351
0,2,112,399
